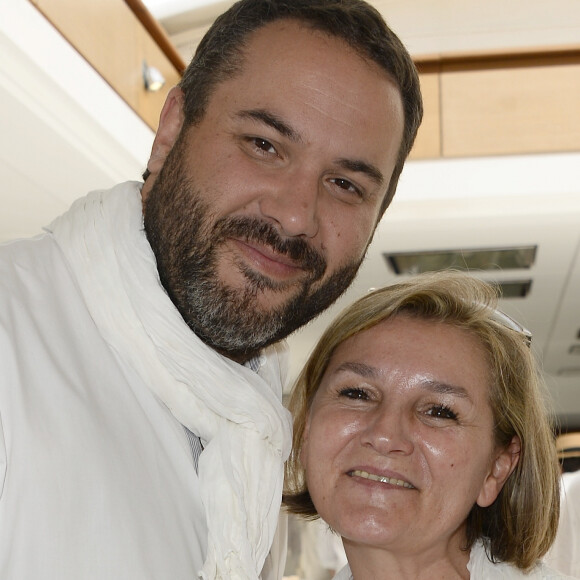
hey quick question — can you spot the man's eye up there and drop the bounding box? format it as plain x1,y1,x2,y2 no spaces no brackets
331,178,359,193
339,387,369,400
252,138,276,154
426,405,458,420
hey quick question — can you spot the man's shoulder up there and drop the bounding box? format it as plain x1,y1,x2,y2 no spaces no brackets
0,232,59,282
0,231,53,255
0,232,71,313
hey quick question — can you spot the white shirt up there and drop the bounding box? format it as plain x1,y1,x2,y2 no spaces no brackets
0,232,207,578
0,211,286,578
331,540,577,579
545,470,580,577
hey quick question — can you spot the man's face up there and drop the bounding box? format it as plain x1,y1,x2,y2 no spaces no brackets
143,20,405,362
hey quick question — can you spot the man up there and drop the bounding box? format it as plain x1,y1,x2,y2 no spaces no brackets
0,1,422,578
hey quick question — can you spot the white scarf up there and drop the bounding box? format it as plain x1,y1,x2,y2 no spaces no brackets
48,182,293,580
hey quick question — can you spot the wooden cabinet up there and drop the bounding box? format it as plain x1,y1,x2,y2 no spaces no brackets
440,55,580,157
25,0,580,158
409,64,441,159
411,49,580,160
28,0,183,131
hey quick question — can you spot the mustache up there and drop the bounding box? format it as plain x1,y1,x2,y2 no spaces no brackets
215,216,327,281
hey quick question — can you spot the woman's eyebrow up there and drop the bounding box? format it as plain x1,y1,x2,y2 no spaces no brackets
420,379,470,399
333,363,471,399
333,361,380,379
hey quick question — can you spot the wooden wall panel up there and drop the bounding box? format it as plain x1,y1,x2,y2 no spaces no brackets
23,1,580,159
136,24,181,127
31,0,181,130
409,66,441,159
440,59,580,157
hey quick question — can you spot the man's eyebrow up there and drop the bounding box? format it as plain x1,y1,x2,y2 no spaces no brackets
236,109,302,143
236,109,385,186
335,158,385,187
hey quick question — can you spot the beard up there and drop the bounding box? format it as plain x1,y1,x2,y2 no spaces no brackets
143,136,364,362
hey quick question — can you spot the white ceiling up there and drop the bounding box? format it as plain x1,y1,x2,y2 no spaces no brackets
2,0,580,427
144,0,580,63
0,0,153,239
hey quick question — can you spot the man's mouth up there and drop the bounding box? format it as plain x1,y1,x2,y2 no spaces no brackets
348,469,415,489
238,238,304,271
218,217,326,280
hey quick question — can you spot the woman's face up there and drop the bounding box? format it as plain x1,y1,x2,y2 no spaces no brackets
301,315,514,555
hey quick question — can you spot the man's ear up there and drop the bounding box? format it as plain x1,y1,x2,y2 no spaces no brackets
142,87,185,198
477,435,521,508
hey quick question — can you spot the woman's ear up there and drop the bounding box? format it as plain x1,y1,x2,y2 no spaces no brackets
477,435,521,508
142,87,185,200
299,417,312,467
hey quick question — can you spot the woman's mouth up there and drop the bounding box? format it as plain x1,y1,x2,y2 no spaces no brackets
349,469,415,489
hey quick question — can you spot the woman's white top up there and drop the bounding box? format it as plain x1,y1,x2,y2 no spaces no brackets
332,540,578,579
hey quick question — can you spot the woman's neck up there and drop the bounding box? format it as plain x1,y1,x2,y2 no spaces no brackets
343,535,471,580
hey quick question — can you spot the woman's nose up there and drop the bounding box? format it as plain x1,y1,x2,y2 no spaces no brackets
360,405,414,456
258,170,320,238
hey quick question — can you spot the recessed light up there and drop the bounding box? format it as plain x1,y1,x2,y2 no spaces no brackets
558,367,580,376
384,246,537,275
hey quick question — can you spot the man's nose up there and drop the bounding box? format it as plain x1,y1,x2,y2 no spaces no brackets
258,169,320,238
360,405,414,457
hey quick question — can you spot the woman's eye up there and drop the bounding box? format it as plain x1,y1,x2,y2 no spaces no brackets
338,387,369,400
426,405,458,420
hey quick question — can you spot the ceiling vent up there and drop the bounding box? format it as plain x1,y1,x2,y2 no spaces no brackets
383,246,537,299
489,279,533,298
384,246,537,275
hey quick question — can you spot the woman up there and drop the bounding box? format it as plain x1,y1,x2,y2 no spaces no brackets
284,271,574,579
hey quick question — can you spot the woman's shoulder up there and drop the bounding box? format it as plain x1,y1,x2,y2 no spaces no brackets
469,540,578,579
527,562,578,580
331,543,577,580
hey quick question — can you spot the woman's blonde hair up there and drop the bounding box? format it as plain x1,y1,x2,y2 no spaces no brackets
284,271,560,570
